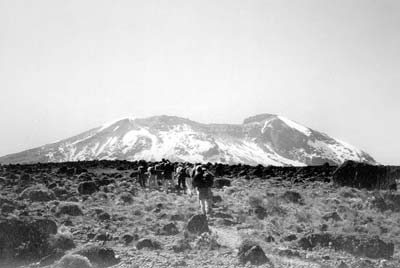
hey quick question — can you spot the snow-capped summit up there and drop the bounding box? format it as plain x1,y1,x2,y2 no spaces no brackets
0,114,376,166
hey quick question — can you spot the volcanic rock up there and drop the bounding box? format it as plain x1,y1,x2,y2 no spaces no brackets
237,239,270,265
333,160,398,190
298,232,394,259
186,214,210,235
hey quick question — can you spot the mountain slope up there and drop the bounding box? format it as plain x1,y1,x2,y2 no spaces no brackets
0,114,376,166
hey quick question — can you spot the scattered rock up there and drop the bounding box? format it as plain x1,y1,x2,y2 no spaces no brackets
281,190,304,204
53,187,70,199
48,233,75,251
350,259,375,268
120,233,138,245
169,214,185,221
1,203,16,213
265,235,275,243
118,192,134,204
157,222,179,236
254,206,267,219
32,218,58,235
0,216,57,261
171,239,191,253
237,239,270,265
19,185,56,202
57,254,93,268
95,232,112,242
281,234,297,242
277,248,300,258
73,245,119,267
136,238,162,250
212,194,223,203
194,232,220,250
337,261,349,268
56,202,83,217
78,181,98,195
98,211,111,221
186,214,210,235
322,211,342,222
213,212,233,219
215,218,237,226
171,260,187,266
298,232,394,259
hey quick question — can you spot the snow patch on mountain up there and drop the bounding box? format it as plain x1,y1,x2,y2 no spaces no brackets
278,116,312,136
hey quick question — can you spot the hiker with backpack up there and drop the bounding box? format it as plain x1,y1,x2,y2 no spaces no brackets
147,166,157,189
137,166,147,188
154,163,164,189
192,165,214,215
162,160,174,193
176,164,187,193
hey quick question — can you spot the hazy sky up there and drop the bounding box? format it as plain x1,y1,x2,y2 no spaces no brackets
1,0,399,164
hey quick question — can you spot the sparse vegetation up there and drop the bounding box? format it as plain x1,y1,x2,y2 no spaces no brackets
1,161,400,268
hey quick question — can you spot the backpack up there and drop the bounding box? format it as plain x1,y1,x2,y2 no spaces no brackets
204,172,214,188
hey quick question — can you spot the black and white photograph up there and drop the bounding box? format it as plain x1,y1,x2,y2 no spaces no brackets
1,0,400,267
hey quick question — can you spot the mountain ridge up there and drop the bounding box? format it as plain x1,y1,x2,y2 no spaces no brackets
0,114,376,166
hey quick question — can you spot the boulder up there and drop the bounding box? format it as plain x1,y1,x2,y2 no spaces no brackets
212,195,223,203
98,212,111,221
281,234,297,242
77,181,98,195
53,187,70,199
48,233,75,251
1,203,15,213
120,233,138,245
118,192,134,204
32,218,58,235
56,254,93,268
0,216,57,261
56,202,83,217
186,214,210,235
19,185,56,202
136,238,162,250
73,245,119,267
322,211,342,222
333,161,398,190
156,222,179,236
298,232,394,259
254,206,267,220
237,240,270,265
281,190,304,204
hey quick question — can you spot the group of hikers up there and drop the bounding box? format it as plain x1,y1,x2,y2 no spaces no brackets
135,159,214,215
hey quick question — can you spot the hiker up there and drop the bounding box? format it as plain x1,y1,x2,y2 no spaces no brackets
147,166,157,189
162,160,174,193
185,163,195,195
155,163,164,188
192,165,214,215
137,166,147,188
176,165,187,193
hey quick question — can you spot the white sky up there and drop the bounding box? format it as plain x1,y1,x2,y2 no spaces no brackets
0,0,399,164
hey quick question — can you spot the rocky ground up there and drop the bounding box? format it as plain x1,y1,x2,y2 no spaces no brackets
1,161,400,268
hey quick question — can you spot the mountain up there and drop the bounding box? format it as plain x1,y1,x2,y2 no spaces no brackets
0,114,376,166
